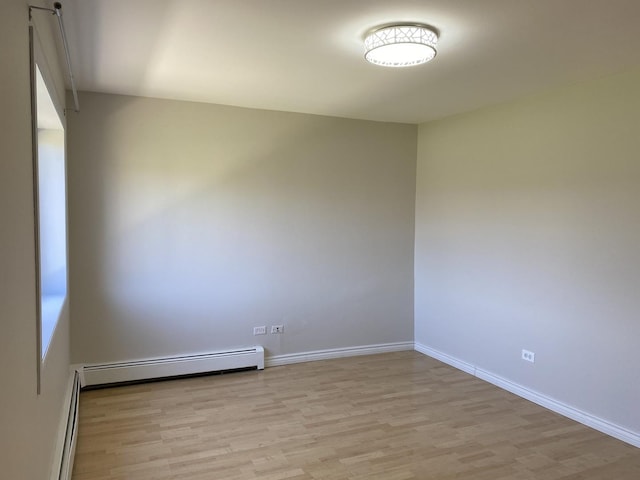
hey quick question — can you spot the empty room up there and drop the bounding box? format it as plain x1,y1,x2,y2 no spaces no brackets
1,1,640,479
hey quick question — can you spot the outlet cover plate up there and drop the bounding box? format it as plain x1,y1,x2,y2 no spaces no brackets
522,349,535,363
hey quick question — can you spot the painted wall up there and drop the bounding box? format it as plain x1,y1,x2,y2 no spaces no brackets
415,69,640,434
0,1,71,478
68,93,416,364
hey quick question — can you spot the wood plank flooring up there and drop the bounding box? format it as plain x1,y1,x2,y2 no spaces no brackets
72,351,640,479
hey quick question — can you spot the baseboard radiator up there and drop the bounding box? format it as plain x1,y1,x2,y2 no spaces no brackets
55,370,81,480
80,346,265,388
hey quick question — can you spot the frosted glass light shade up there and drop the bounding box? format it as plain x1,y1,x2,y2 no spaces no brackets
364,25,438,67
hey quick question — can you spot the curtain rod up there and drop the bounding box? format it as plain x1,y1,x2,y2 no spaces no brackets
29,2,80,113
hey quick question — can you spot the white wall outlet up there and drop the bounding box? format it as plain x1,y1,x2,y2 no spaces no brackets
271,325,284,334
522,349,535,363
253,326,267,335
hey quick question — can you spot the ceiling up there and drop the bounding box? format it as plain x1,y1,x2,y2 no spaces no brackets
60,0,640,124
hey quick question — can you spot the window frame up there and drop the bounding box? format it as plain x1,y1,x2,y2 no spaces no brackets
29,25,69,394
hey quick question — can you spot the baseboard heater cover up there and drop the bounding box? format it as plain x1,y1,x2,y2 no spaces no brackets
80,346,264,387
53,370,80,480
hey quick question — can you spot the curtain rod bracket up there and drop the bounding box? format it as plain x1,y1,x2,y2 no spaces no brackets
28,5,56,21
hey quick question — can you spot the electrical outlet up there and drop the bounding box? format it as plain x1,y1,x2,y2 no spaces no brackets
522,349,535,363
253,326,266,335
271,325,284,334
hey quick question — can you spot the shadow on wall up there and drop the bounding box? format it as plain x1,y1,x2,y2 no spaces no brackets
68,93,416,364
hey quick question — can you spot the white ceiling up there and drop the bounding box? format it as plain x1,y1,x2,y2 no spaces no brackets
61,0,640,124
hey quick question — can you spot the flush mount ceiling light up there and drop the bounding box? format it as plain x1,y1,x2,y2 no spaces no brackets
364,24,438,67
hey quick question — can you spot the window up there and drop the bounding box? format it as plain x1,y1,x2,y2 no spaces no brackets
31,42,68,362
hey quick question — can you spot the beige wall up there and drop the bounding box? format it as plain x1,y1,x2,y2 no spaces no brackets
0,1,71,478
415,69,640,434
68,93,416,364
5,7,637,476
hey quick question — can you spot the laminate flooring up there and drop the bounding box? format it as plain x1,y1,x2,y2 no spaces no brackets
72,351,640,479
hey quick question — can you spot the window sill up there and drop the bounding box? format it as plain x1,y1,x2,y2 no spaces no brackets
42,294,65,359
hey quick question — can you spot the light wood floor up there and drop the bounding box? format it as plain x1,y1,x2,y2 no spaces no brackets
72,351,640,479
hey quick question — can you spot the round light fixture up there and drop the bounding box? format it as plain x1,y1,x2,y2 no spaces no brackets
364,24,438,67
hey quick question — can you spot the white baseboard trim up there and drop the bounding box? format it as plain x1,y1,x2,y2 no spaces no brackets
266,341,414,367
414,342,476,375
414,343,640,449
